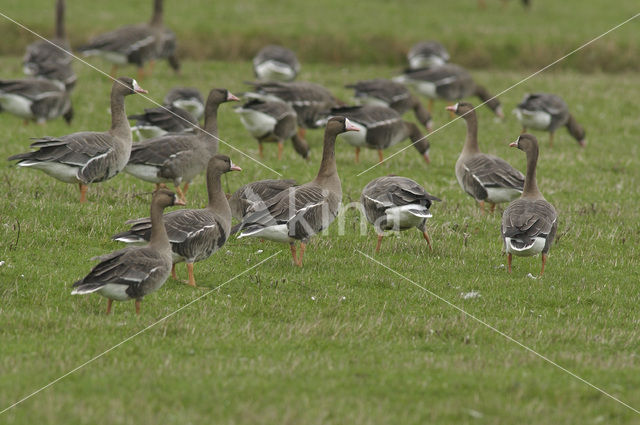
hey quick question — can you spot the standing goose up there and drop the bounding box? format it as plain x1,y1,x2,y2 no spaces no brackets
253,45,301,82
237,117,358,266
124,88,239,202
129,104,199,140
8,77,147,202
361,176,441,253
113,155,241,287
502,134,557,275
22,0,76,90
326,105,431,164
407,40,450,70
394,64,503,118
79,0,178,78
0,78,72,124
345,79,433,131
164,87,205,120
72,189,185,314
229,178,298,222
234,99,309,160
447,102,524,212
514,93,586,148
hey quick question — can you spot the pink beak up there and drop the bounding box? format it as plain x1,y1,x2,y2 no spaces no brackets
509,142,518,148
230,161,242,171
445,105,456,112
227,92,240,102
345,118,359,132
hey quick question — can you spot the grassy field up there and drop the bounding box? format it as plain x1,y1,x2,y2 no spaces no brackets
1,1,640,424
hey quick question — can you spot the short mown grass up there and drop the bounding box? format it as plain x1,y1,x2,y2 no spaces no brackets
1,17,640,425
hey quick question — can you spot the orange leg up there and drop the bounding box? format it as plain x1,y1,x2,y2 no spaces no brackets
375,234,383,253
146,60,156,77
507,253,513,273
182,182,190,196
297,127,306,141
377,149,384,163
79,183,88,203
109,64,118,78
258,142,264,158
186,263,196,287
489,203,496,213
354,147,360,163
448,109,456,120
478,200,485,214
135,299,141,315
549,132,554,148
137,66,145,81
277,141,284,160
422,230,433,251
155,183,168,190
428,99,434,113
298,242,306,266
521,126,527,134
540,253,548,276
106,299,113,315
289,243,298,266
171,264,178,280
175,185,186,203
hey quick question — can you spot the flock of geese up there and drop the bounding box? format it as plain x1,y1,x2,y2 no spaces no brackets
3,0,583,314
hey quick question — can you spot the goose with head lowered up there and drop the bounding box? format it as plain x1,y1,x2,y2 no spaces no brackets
324,105,431,164
236,117,358,266
361,176,441,253
253,45,301,82
8,77,147,202
163,87,205,119
129,104,199,140
229,178,298,223
502,134,557,275
447,102,524,213
124,88,239,202
72,189,185,314
407,40,450,70
113,155,241,287
513,93,585,148
0,78,72,125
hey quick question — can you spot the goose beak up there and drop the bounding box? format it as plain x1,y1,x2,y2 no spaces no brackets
495,106,505,119
344,118,359,132
174,198,187,206
132,80,148,94
423,152,431,164
227,92,240,102
230,161,242,171
578,139,586,148
445,104,457,113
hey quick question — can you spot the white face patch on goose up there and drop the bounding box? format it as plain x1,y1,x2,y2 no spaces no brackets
132,80,142,93
454,102,459,113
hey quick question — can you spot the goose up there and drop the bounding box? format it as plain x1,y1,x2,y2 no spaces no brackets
234,99,309,160
129,104,199,140
407,40,450,69
113,155,241,287
253,45,301,82
124,88,239,202
513,93,585,148
502,134,557,275
229,178,298,221
324,105,431,164
244,81,340,140
72,189,185,314
447,102,524,212
22,0,76,90
394,64,503,118
0,78,72,124
361,176,441,253
236,117,358,266
163,87,204,119
78,0,178,78
8,77,147,202
345,79,433,131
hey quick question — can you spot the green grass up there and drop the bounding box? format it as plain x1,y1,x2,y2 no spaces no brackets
1,5,640,422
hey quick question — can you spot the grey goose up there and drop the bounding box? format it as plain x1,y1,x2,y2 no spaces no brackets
236,117,358,266
229,178,298,222
513,93,585,148
0,78,72,125
163,87,205,119
72,189,185,314
129,104,199,140
407,40,450,70
124,88,239,202
8,77,147,202
253,45,301,82
447,102,524,212
502,134,557,275
361,176,441,253
345,79,433,131
113,155,241,287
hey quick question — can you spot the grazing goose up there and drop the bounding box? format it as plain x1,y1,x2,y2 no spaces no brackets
361,176,441,253
245,81,340,139
229,178,298,221
345,79,433,131
8,77,146,202
79,0,177,78
129,105,199,140
0,78,72,124
113,155,241,287
253,45,301,82
72,189,185,314
124,88,239,202
407,40,450,69
22,0,76,90
234,99,309,160
325,105,431,164
164,87,204,119
502,134,557,275
447,102,524,212
513,93,585,148
394,64,503,118
237,117,358,266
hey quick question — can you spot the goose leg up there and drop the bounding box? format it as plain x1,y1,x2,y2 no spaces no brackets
478,200,485,214
78,183,88,203
171,264,177,280
137,66,145,81
182,183,190,196
146,60,156,77
106,299,113,315
521,126,527,134
297,127,306,140
289,243,299,266
298,243,306,266
507,253,512,273
135,299,141,315
155,183,168,190
109,65,118,78
277,141,284,160
186,263,196,287
355,147,360,163
540,253,547,276
258,142,264,158
422,230,433,251
489,203,496,213
377,149,384,163
549,132,554,148
428,99,434,113
375,234,383,253
174,186,186,203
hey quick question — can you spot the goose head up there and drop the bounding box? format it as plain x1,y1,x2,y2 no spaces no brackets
445,101,474,118
208,154,242,174
114,77,148,96
325,116,360,135
153,188,186,207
